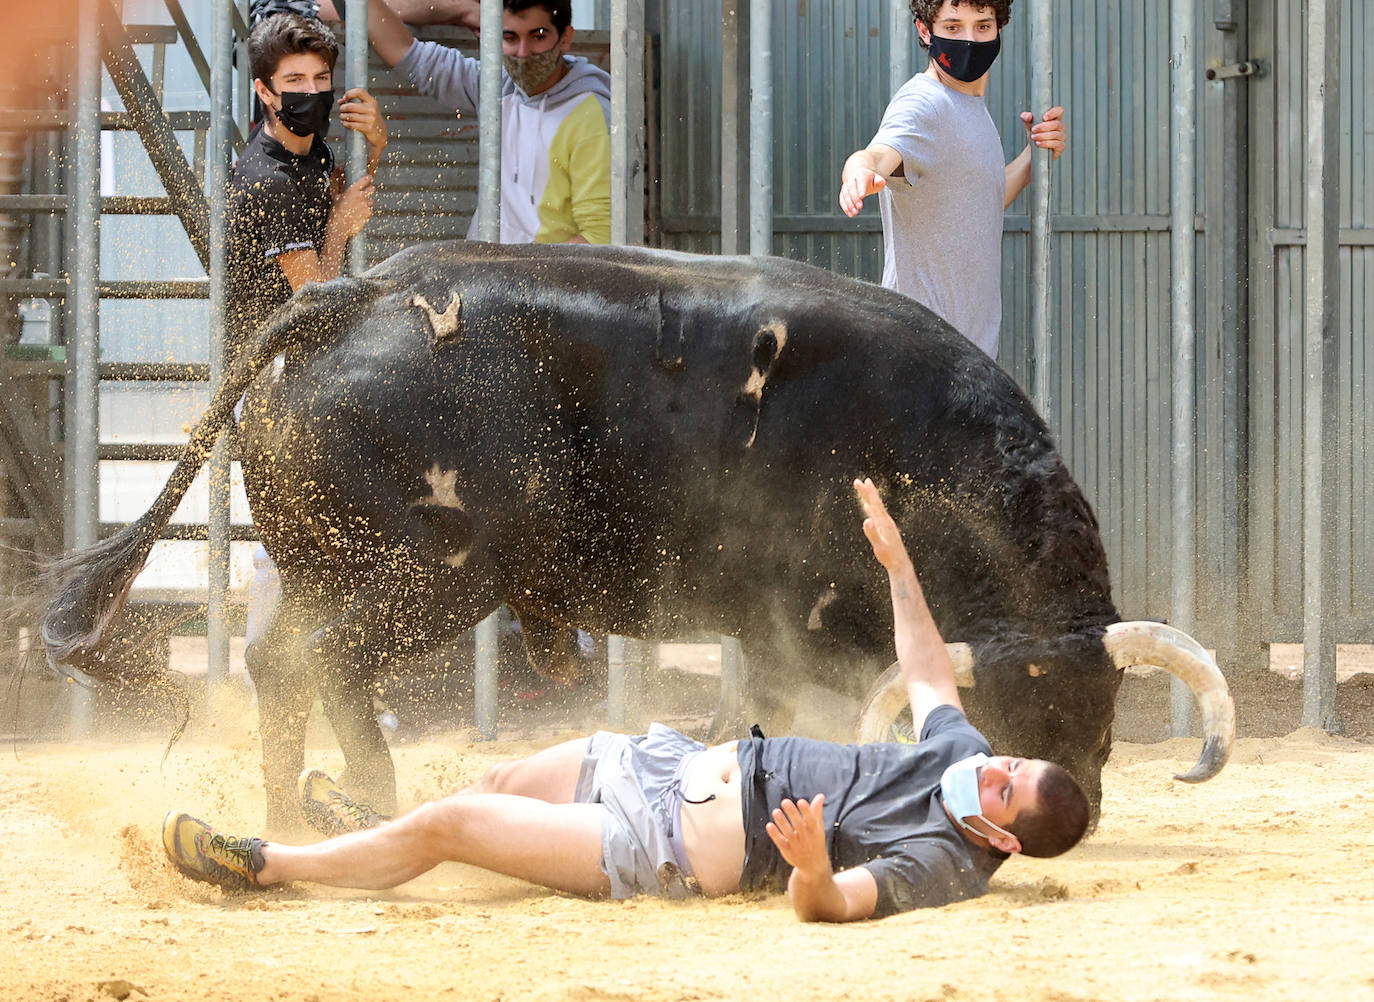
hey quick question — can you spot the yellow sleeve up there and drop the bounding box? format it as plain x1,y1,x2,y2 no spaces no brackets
538,96,611,244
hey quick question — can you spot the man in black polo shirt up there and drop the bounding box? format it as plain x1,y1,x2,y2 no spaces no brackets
226,11,387,358
163,478,1091,922
229,10,388,662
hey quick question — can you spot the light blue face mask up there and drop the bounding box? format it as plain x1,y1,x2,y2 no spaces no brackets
939,753,1017,842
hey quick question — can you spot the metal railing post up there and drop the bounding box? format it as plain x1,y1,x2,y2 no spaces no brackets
66,0,103,737
719,634,743,729
476,0,502,241
472,0,504,736
714,0,747,254
610,0,645,246
608,634,645,731
1301,0,1342,731
748,0,771,256
346,0,369,272
205,0,236,720
1168,0,1197,737
474,612,499,739
1029,0,1053,411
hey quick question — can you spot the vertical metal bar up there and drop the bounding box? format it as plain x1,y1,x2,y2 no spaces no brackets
607,634,628,729
152,42,167,104
235,0,252,146
719,634,742,727
610,0,645,245
720,1,748,255
1029,0,1053,413
193,128,206,185
748,0,771,256
607,635,645,731
66,0,102,738
474,611,499,739
1169,0,1197,736
721,3,738,254
206,0,235,719
1201,0,1252,677
476,0,502,241
345,0,369,272
1301,0,1342,731
889,0,911,98
471,0,504,736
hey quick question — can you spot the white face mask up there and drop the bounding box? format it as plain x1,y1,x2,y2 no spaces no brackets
939,753,1017,842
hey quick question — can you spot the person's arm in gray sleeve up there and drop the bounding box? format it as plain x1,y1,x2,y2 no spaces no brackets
366,0,418,66
368,0,480,114
393,37,481,116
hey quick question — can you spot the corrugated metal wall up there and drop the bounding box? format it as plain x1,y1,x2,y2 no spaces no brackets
652,0,1372,655
1248,0,1373,642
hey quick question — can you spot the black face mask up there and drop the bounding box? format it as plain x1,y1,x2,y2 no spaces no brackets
927,33,1001,83
274,89,335,137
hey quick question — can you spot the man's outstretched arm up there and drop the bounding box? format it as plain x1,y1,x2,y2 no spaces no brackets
838,144,903,217
854,477,963,730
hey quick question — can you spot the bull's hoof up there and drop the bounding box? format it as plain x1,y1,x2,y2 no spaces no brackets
336,769,398,818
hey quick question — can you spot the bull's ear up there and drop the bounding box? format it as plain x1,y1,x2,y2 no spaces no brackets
741,321,788,405
751,321,787,378
738,321,789,448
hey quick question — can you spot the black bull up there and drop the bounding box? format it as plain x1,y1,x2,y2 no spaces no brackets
42,242,1230,830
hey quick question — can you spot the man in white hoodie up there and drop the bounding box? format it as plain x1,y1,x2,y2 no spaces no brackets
363,0,611,244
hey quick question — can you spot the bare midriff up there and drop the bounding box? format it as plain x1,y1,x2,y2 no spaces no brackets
678,740,746,896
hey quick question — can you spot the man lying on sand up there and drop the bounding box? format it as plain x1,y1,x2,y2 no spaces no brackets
163,479,1089,921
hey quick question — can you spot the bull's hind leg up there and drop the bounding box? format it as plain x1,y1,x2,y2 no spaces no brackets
305,569,501,816
317,655,397,817
244,589,319,835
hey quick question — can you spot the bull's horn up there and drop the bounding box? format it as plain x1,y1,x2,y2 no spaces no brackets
854,644,973,743
1103,621,1235,783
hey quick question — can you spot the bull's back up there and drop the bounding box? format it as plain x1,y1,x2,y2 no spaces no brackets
252,242,1109,639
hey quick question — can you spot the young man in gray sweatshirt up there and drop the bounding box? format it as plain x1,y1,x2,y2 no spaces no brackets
364,0,612,244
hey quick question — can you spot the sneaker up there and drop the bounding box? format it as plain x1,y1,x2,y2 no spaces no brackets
297,769,390,837
162,812,265,892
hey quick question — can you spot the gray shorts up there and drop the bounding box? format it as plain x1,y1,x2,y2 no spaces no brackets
574,723,706,900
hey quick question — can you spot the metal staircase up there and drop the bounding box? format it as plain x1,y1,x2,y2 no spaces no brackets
0,3,673,740
0,1,250,736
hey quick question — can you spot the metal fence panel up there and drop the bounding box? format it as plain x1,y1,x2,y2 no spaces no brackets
1250,0,1373,642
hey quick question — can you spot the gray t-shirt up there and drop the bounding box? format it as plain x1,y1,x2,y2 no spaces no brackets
736,705,1006,918
872,72,1006,358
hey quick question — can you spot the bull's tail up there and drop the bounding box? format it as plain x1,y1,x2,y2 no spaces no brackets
41,277,386,678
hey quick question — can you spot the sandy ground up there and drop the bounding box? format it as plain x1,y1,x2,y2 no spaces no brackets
3,709,1373,1002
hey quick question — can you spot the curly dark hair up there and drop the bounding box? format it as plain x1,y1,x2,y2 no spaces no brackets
248,12,338,85
908,0,1014,48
